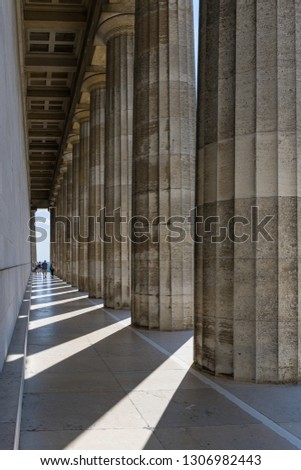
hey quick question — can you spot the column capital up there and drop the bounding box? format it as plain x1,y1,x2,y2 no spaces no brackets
62,152,72,164
68,133,80,145
98,13,134,44
59,162,67,175
82,73,106,93
73,108,90,123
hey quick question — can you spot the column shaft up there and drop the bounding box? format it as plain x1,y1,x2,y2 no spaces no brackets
66,159,73,283
50,207,56,270
62,171,68,281
78,120,90,292
132,0,196,330
56,185,63,278
30,209,37,266
196,0,301,383
88,85,106,298
72,141,80,287
104,33,134,309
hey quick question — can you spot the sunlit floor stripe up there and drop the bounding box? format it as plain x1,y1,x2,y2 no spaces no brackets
31,289,79,300
29,304,104,330
31,281,67,287
26,318,126,376
30,294,89,310
5,354,24,363
104,308,301,450
31,284,68,289
31,285,72,293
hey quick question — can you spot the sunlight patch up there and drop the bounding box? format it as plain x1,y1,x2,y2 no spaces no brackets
31,289,79,300
30,294,89,310
29,304,104,330
26,321,127,377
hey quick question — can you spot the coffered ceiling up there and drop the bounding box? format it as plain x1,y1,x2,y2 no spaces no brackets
23,0,100,208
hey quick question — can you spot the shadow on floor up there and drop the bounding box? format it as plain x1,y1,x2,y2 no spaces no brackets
19,276,299,450
20,280,192,449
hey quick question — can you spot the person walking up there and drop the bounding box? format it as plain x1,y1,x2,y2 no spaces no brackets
42,260,48,279
50,263,55,278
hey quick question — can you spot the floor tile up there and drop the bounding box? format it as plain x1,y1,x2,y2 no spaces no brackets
21,392,147,431
20,429,163,450
153,424,296,450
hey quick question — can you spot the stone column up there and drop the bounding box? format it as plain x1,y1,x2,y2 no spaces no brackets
61,167,68,281
75,110,90,292
196,0,301,383
30,209,37,267
49,206,56,270
98,13,134,309
52,181,61,278
84,75,106,298
56,182,63,278
69,134,80,288
65,152,73,284
132,0,196,330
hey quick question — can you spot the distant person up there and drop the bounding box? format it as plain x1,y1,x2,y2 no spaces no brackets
42,260,48,279
50,263,55,278
37,262,42,275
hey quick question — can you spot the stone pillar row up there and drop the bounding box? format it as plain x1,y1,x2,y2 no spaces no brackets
51,2,196,328
48,0,301,384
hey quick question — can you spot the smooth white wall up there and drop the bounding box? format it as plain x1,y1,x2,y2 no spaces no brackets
0,0,31,370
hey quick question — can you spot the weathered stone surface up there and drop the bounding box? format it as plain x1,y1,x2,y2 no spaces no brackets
132,0,196,330
71,139,80,288
78,117,90,292
0,0,31,370
88,79,106,299
99,15,135,309
196,0,301,383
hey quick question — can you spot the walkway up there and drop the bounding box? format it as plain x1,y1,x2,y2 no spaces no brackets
19,275,301,450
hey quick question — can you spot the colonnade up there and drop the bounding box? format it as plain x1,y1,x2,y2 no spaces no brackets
47,0,301,383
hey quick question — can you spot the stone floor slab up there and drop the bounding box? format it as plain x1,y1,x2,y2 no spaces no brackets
21,391,147,431
153,424,296,450
115,369,210,392
129,389,258,428
24,370,123,393
20,429,163,450
17,276,301,450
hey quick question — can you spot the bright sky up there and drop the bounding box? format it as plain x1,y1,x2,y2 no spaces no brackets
35,3,199,263
35,209,50,262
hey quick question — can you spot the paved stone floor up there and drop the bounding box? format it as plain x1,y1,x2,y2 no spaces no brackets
19,275,301,450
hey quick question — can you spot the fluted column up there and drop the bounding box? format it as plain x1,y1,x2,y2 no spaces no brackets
30,209,37,266
132,0,196,330
75,110,90,292
62,167,68,281
99,13,134,309
69,134,80,288
196,0,301,383
84,75,106,298
50,184,59,275
56,181,63,278
49,206,56,270
66,153,73,284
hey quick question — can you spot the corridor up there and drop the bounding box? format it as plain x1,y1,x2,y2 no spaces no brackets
18,275,300,450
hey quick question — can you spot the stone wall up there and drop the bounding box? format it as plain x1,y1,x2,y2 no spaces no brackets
0,0,31,370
